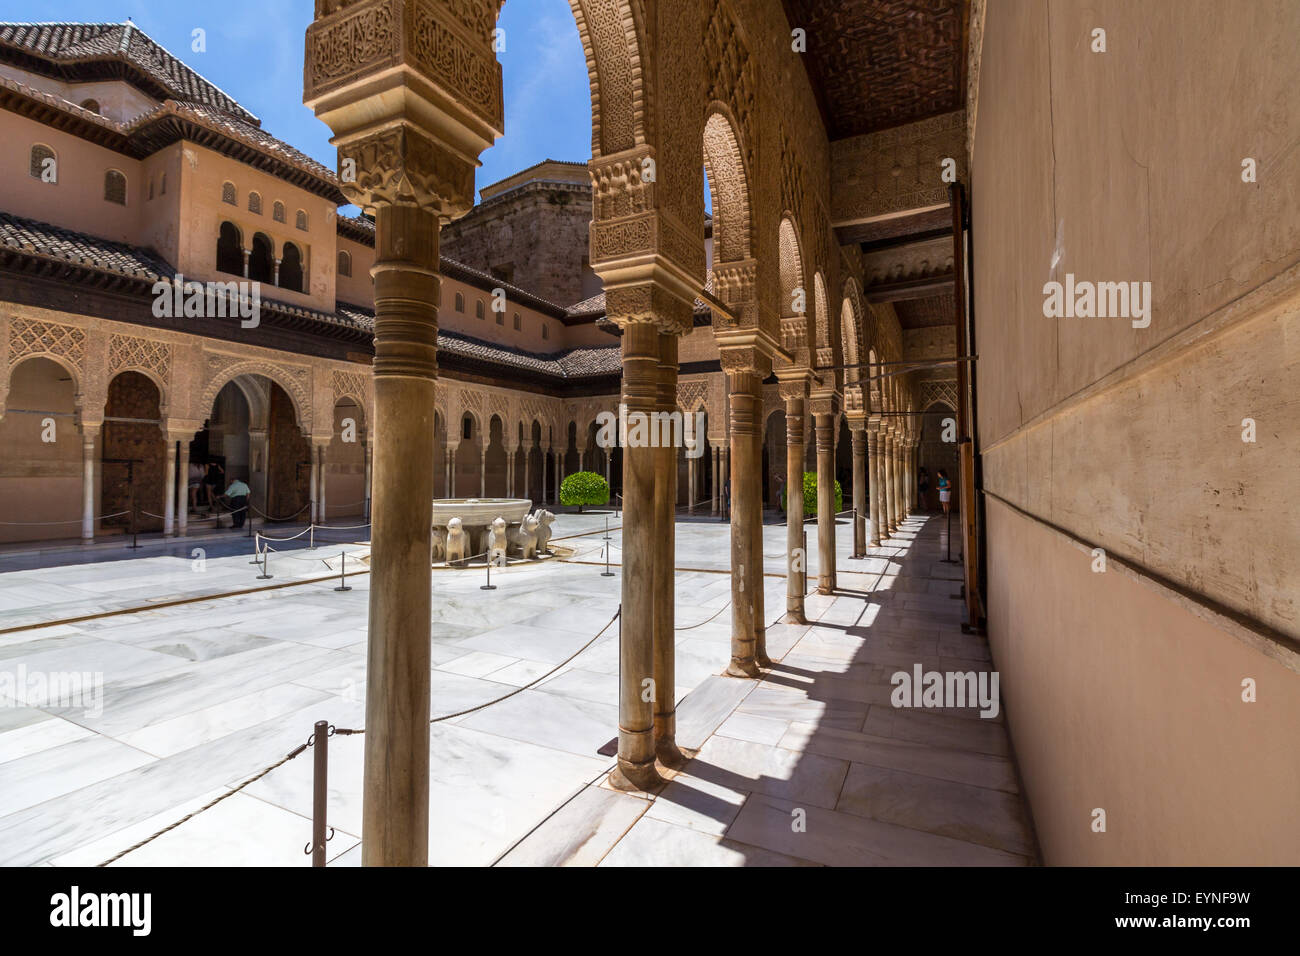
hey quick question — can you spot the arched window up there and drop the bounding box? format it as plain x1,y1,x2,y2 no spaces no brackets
103,170,127,205
462,416,473,440
272,201,286,223
148,177,155,201
513,312,521,330
542,323,549,341
337,250,352,278
80,98,100,114
249,233,274,284
295,210,308,231
454,292,464,313
495,309,504,325
248,191,262,215
216,222,244,276
160,173,167,195
475,300,485,320
280,242,305,293
29,144,56,182
221,181,236,205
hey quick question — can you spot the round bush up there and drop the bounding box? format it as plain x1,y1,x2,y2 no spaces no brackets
560,471,610,511
780,471,843,516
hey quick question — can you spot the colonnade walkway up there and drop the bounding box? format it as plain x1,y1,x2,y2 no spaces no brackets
500,514,1038,866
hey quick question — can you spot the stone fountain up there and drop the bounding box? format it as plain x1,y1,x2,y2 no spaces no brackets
430,498,554,565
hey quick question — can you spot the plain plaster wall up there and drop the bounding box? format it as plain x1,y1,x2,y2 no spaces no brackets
973,0,1300,864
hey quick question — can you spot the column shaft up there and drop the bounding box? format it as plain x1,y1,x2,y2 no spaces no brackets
851,429,867,557
177,439,190,537
81,429,96,541
652,332,683,767
612,321,663,791
883,434,897,535
360,203,438,867
868,431,882,547
725,371,763,676
815,413,836,595
163,440,176,536
784,392,806,622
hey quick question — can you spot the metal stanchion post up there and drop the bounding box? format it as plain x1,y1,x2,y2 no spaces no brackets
311,720,328,867
601,543,615,577
604,514,610,541
481,555,497,591
309,523,315,550
257,547,272,580
335,551,352,592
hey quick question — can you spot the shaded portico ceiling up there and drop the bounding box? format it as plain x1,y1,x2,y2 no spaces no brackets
782,0,967,140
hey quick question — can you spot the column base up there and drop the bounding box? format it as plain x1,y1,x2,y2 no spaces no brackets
725,657,761,679
755,654,773,669
655,737,687,770
609,758,664,792
817,585,834,596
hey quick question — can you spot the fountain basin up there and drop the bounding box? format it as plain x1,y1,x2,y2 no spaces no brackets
431,498,532,528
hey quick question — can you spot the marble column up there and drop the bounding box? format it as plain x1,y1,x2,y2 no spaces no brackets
522,443,532,503
176,437,190,537
653,331,684,768
363,438,372,520
80,425,97,541
780,381,808,622
850,427,867,558
720,446,729,517
449,445,458,498
893,439,904,528
541,449,548,504
814,409,836,595
554,451,561,506
723,355,767,676
687,453,696,514
711,446,720,516
304,0,499,867
317,442,330,523
611,320,664,791
162,438,176,536
359,202,441,865
868,428,882,547
479,445,487,498
883,432,897,537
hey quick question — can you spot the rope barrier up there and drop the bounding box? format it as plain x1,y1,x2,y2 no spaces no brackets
0,510,131,526
336,605,622,736
249,501,313,522
96,737,312,867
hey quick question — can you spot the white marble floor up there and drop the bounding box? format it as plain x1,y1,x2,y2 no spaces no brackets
0,509,1035,866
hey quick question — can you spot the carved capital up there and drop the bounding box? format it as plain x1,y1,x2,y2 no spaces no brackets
339,123,476,218
718,345,772,380
604,284,693,337
711,259,758,330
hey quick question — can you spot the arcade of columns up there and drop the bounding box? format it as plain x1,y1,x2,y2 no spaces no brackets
303,0,924,865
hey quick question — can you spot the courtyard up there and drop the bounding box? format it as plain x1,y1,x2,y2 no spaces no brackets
0,511,1031,867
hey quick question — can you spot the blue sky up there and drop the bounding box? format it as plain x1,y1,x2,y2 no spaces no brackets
0,0,594,198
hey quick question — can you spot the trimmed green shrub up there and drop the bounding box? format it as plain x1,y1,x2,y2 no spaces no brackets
780,471,843,516
560,471,610,511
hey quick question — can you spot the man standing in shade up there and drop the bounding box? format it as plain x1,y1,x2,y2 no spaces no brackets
223,477,251,530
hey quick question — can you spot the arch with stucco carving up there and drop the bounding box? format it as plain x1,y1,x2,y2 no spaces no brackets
568,0,648,157
200,361,310,436
703,105,753,263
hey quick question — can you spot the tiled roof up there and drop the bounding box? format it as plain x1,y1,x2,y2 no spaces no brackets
0,210,172,278
129,100,335,182
337,301,619,380
0,22,255,123
566,291,606,317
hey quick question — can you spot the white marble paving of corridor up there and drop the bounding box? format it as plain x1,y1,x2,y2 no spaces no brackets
0,511,1034,866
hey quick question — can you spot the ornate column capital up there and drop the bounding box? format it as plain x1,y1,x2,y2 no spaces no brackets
604,284,694,337
304,0,504,218
809,390,839,418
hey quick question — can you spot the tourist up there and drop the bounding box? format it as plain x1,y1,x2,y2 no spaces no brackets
918,467,930,512
937,468,951,516
187,459,205,511
223,477,251,529
204,461,224,511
